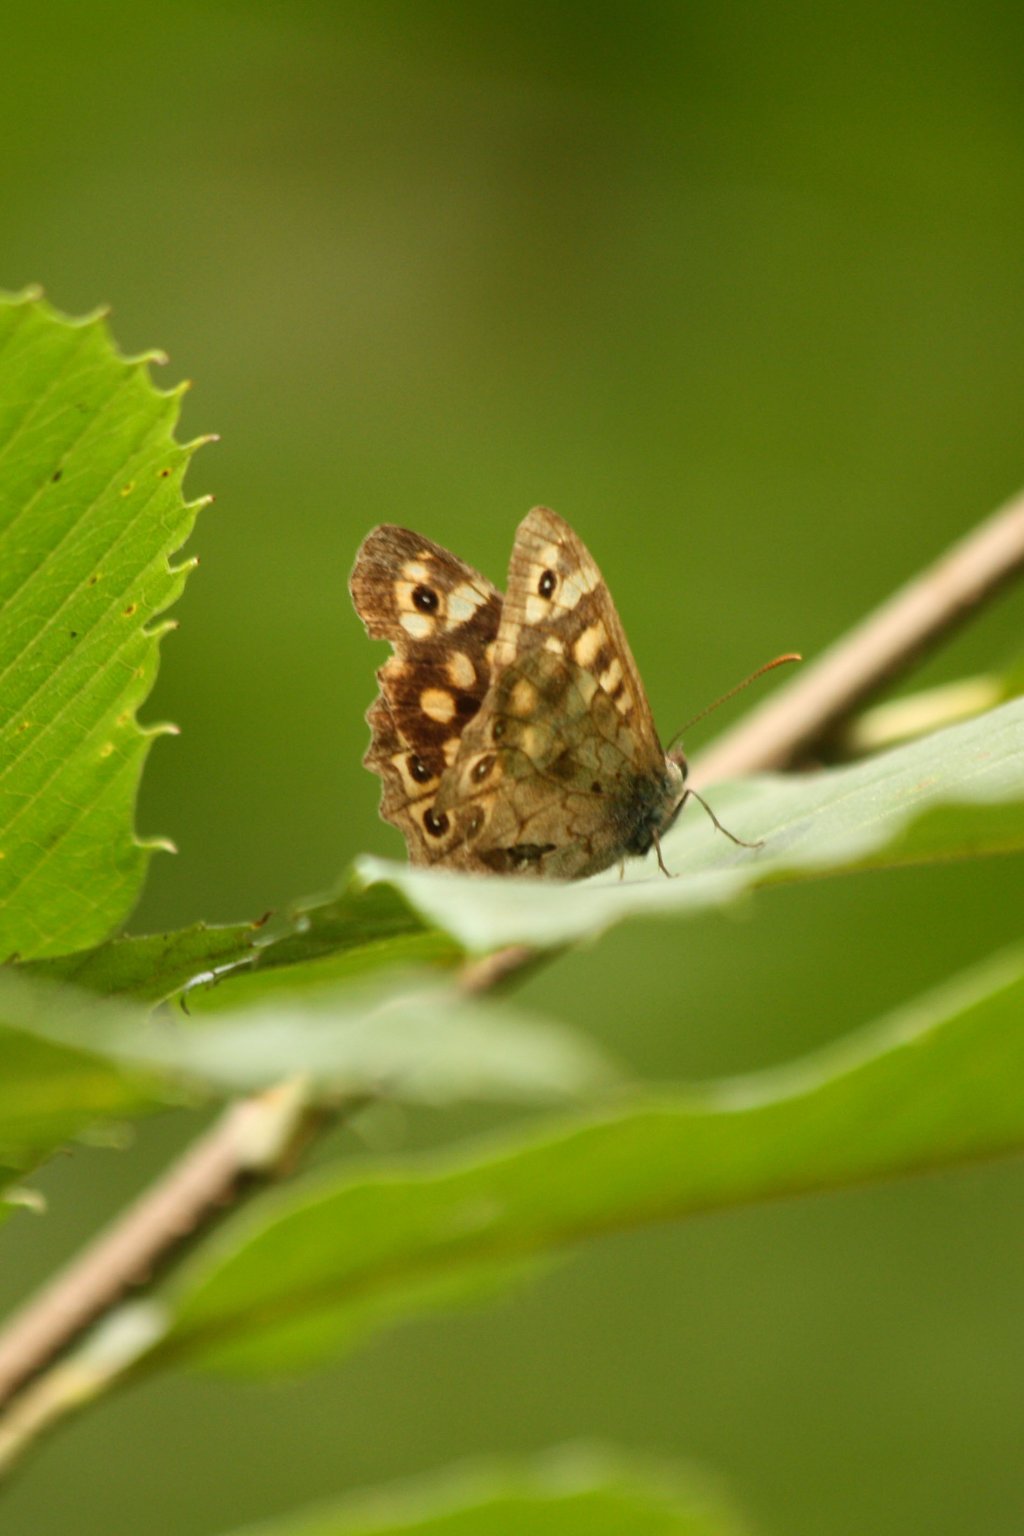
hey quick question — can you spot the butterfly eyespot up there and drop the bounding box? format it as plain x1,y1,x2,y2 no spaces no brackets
409,754,432,784
471,754,495,783
590,781,603,795
412,584,439,613
423,807,450,837
538,569,557,598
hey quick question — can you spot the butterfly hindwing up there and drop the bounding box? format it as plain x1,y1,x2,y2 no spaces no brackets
349,524,502,864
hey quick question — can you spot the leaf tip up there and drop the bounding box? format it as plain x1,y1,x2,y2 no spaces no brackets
141,835,179,857
145,618,180,641
4,1185,47,1215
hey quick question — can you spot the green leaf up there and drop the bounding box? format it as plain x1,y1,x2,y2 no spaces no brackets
21,919,267,1003
156,943,1024,1375
4,969,613,1105
18,880,450,1006
213,1449,747,1536
357,698,1024,952
839,668,1024,754
0,290,208,959
0,952,612,1189
0,1023,161,1178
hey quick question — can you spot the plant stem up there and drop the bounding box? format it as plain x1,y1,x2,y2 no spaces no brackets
0,1082,313,1421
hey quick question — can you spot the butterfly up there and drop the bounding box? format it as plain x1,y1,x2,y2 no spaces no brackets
350,506,707,879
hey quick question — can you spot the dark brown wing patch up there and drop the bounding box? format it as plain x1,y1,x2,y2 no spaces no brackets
349,525,503,864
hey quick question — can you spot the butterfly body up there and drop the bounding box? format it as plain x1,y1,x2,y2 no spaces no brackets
350,507,689,879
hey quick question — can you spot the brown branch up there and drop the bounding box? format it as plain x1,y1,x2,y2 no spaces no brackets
690,487,1024,786
458,944,538,995
0,1082,314,1417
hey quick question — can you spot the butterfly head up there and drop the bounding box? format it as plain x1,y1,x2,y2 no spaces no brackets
659,747,690,836
614,749,689,865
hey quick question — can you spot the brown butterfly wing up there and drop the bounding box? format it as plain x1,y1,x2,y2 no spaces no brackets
499,505,664,775
433,508,678,878
349,525,502,864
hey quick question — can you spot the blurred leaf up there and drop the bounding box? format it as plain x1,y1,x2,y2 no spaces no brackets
0,1022,163,1181
157,943,1024,1374
215,1447,747,1535
838,671,1022,756
0,290,207,960
357,698,1024,952
0,962,612,1131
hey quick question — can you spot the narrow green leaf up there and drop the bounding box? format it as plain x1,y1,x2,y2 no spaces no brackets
21,919,266,1003
17,880,448,1006
0,958,617,1130
0,290,207,958
215,1449,746,1536
157,943,1024,1375
357,698,1024,952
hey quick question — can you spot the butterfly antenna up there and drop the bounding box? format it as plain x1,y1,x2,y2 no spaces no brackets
666,653,802,751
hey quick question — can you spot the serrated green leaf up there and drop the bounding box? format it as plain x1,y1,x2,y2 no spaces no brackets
155,943,1024,1375
357,698,1024,952
0,290,207,959
215,1448,747,1536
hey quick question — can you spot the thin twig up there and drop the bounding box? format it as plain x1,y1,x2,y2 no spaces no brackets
690,487,1024,786
0,1081,314,1414
458,944,537,995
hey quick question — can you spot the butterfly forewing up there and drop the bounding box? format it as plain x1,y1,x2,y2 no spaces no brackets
499,507,662,753
434,508,676,877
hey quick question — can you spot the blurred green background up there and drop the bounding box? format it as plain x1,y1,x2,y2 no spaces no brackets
3,3,1024,1533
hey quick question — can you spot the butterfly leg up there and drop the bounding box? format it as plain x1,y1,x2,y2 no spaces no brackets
652,832,673,878
683,789,764,850
618,859,626,881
